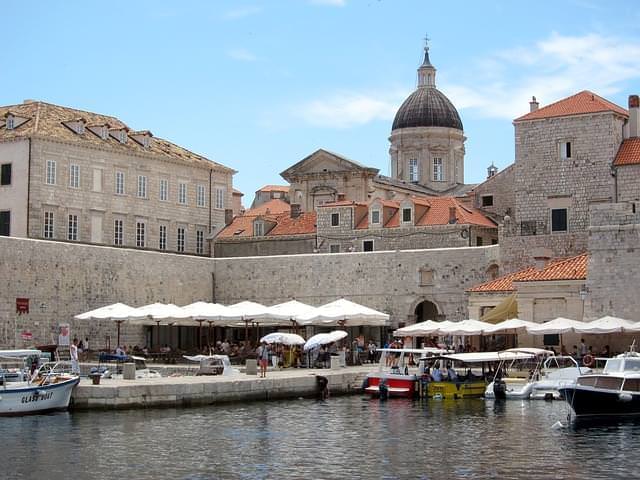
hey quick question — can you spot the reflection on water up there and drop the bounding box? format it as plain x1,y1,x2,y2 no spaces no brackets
3,397,640,479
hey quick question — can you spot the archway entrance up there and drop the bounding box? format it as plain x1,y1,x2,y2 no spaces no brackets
414,300,441,322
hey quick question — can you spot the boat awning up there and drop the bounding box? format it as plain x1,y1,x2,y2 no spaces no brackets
481,293,518,324
430,351,535,363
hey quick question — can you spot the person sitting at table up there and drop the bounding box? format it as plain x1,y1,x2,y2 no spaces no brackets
447,366,458,381
431,366,442,382
115,345,125,356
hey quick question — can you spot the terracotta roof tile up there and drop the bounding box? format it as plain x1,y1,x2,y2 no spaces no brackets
468,253,589,292
269,212,317,236
467,267,538,292
614,137,640,166
257,185,289,192
0,101,234,173
514,91,627,122
319,200,367,207
515,253,588,282
245,199,291,216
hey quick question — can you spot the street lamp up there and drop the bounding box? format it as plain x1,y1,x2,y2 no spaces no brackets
579,286,589,321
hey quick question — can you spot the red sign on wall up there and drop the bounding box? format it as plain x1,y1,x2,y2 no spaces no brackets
16,298,29,314
21,331,33,340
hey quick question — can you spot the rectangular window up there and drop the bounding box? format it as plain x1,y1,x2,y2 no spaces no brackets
114,219,123,246
6,116,14,130
433,158,443,181
179,183,187,205
331,213,340,227
159,179,168,201
1,163,11,186
46,160,56,185
136,221,146,247
371,210,380,225
115,171,125,195
196,230,204,254
92,169,102,192
67,214,78,241
177,227,185,252
363,240,374,252
197,185,206,207
43,211,54,239
159,225,167,250
69,164,80,188
137,175,147,198
551,208,568,232
409,158,419,182
0,211,10,236
402,208,412,223
476,237,483,246
560,141,572,160
481,195,494,207
215,187,225,209
329,244,340,253
254,222,264,236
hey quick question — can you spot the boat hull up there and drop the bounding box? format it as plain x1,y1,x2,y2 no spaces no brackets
364,374,417,398
427,380,486,399
485,381,533,400
559,386,640,417
0,376,80,416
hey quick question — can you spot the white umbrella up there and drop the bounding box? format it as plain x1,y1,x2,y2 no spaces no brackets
303,330,348,351
181,302,233,322
393,320,454,337
267,300,318,323
484,318,538,335
129,303,191,324
260,332,306,346
225,301,289,323
526,317,586,335
74,302,140,347
297,298,389,327
439,319,494,336
574,315,637,334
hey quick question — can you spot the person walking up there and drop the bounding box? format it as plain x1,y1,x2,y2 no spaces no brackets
257,341,269,378
70,337,80,375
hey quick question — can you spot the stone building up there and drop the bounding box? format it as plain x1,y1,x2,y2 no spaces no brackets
315,195,497,253
250,185,290,209
0,100,235,255
214,199,316,257
499,91,628,272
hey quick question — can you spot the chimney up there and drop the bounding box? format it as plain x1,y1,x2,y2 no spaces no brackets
224,209,234,226
290,203,301,219
533,255,550,270
629,95,639,138
529,96,539,112
448,206,457,224
337,193,346,201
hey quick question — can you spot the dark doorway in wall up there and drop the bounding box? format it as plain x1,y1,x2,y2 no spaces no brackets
415,300,440,322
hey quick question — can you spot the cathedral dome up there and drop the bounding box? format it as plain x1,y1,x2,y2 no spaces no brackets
392,87,463,131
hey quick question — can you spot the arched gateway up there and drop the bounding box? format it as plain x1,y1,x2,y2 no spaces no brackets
414,300,443,322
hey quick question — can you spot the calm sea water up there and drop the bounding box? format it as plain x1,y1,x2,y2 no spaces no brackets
3,396,639,479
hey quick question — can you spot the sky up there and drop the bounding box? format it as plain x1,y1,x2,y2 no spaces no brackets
3,0,640,207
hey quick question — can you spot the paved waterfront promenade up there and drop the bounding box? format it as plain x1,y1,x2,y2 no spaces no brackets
71,365,371,410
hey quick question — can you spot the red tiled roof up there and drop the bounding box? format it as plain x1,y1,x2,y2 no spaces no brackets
515,254,588,282
269,212,317,236
232,188,244,195
613,137,640,166
514,91,627,122
468,254,588,292
319,200,367,207
245,199,290,216
257,185,289,193
467,268,538,293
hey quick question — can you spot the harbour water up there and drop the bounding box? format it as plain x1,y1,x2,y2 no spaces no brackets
3,396,640,479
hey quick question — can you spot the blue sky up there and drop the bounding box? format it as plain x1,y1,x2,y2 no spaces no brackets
4,1,640,206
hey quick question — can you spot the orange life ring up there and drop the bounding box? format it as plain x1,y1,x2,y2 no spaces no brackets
583,354,594,367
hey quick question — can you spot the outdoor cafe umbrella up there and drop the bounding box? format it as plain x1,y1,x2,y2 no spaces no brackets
303,330,348,351
260,332,306,346
438,319,494,336
226,301,291,344
573,315,636,334
74,302,140,348
393,320,454,337
128,303,192,349
297,298,389,327
526,317,588,349
267,300,318,328
181,302,234,349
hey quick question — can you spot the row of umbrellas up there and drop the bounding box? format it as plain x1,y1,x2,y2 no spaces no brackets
75,299,389,347
393,316,640,337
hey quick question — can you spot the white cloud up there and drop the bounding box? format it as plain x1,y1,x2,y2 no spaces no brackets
293,90,405,128
226,48,258,62
310,0,346,6
223,6,263,19
446,32,640,119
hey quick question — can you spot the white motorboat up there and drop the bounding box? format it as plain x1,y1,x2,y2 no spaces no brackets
94,354,161,379
0,358,79,416
485,348,554,400
183,354,238,376
530,355,591,400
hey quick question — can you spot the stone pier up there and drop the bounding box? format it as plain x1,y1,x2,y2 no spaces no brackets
71,366,370,410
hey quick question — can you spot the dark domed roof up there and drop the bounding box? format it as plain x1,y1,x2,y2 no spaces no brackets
392,87,463,131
